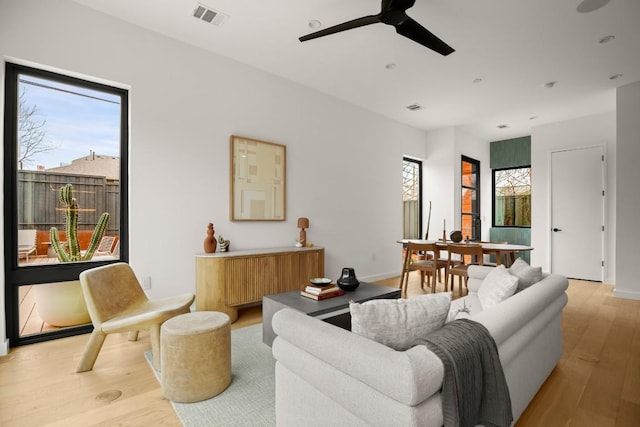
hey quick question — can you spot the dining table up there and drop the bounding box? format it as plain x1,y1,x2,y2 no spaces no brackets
397,239,534,267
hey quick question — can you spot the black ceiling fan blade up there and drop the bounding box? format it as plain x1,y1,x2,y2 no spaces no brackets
299,15,381,42
395,17,454,56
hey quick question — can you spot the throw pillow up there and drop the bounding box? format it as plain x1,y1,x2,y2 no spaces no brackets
477,265,518,309
350,292,452,351
509,257,543,291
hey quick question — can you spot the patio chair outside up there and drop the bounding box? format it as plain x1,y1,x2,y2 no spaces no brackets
18,229,37,262
94,236,117,256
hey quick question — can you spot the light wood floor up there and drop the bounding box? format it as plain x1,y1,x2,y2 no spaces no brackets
1,275,638,426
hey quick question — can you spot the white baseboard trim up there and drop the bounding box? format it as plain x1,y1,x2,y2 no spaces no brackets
613,288,640,300
0,338,9,356
361,271,401,283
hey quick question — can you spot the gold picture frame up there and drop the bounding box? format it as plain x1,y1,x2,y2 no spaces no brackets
230,135,286,221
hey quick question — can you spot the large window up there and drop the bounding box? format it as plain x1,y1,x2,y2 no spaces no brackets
402,157,422,239
4,62,128,345
493,167,531,227
461,156,480,240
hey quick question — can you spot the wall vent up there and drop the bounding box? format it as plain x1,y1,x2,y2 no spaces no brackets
193,3,229,26
406,104,423,111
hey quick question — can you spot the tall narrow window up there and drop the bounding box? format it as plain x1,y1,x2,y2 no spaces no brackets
4,62,128,345
461,156,480,240
402,157,422,239
493,167,531,227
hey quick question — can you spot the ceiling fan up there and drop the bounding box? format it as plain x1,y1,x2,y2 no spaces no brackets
299,0,454,56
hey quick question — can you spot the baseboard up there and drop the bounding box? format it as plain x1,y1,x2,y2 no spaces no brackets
361,271,400,283
0,338,9,356
613,288,640,300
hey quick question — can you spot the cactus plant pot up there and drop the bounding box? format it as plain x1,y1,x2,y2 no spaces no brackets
34,280,91,327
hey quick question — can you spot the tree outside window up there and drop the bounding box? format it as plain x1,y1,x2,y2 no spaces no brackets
402,158,422,239
493,167,531,227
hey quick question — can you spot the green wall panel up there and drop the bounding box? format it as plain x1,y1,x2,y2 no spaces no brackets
489,227,531,264
490,136,531,169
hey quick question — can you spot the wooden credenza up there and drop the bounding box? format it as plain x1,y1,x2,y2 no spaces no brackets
195,246,325,322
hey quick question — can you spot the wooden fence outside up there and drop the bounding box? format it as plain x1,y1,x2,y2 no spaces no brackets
17,170,120,236
403,200,420,239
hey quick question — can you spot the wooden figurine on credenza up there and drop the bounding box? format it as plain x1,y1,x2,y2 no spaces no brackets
204,222,216,253
297,217,309,247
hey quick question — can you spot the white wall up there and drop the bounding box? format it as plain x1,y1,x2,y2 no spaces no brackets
530,112,617,282
453,128,492,241
424,128,456,239
0,0,428,351
424,127,491,241
615,81,640,299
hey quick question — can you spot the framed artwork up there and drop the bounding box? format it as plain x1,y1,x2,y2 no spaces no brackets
230,135,286,221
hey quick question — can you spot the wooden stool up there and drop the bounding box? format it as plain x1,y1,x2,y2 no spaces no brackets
161,311,231,403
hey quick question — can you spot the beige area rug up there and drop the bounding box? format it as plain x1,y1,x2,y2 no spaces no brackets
146,323,275,426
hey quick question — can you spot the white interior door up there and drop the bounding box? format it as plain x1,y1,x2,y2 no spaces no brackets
550,146,604,281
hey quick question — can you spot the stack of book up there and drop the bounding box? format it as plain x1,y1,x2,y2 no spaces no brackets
300,284,345,300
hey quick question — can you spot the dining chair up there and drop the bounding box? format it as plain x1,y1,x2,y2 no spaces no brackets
400,242,447,296
76,262,195,372
446,243,484,296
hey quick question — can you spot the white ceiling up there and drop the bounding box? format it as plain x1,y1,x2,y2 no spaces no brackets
73,0,640,141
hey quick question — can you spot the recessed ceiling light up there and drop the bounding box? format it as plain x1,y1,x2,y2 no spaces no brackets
497,124,509,129
544,81,558,89
577,0,610,13
610,73,623,80
599,35,615,44
385,63,397,70
308,20,322,29
473,78,483,84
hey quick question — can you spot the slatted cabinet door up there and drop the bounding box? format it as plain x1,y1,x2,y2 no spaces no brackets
195,247,325,322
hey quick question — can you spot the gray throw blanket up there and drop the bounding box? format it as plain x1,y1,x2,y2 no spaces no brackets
412,319,513,427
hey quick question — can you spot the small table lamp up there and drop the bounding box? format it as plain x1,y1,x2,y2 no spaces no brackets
297,217,309,247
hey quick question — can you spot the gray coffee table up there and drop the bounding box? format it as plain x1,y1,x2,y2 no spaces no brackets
262,281,401,346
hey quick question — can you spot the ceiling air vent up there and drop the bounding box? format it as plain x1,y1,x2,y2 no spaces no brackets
406,104,423,111
193,3,229,26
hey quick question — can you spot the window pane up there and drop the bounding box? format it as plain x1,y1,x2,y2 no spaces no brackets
462,161,477,188
18,281,91,338
17,73,121,266
461,188,478,215
494,167,531,226
403,158,421,239
461,214,473,241
461,156,480,240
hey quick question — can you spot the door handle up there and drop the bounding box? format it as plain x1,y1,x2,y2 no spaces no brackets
552,228,562,232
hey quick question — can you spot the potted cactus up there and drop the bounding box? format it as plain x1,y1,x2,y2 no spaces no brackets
35,183,110,327
50,183,110,262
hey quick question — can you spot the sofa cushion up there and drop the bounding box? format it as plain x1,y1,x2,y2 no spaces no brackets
478,265,518,309
350,293,451,351
446,297,476,322
509,257,543,291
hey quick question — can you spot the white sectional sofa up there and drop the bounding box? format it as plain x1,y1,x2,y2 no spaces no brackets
271,265,569,426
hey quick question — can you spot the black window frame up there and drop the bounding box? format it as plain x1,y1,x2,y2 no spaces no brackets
3,62,129,346
461,155,481,241
402,157,423,239
492,165,531,228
